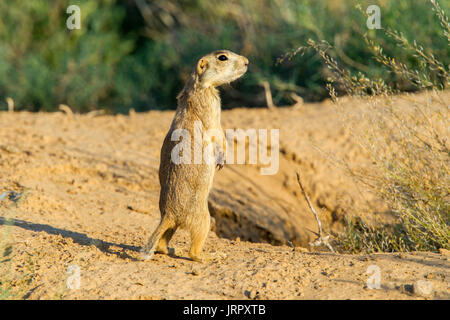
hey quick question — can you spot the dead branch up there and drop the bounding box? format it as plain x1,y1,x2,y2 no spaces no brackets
290,93,304,109
6,97,14,112
296,172,336,253
86,109,106,118
259,81,276,109
59,104,74,117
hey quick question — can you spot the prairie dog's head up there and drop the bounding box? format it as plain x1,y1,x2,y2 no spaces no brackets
195,50,248,88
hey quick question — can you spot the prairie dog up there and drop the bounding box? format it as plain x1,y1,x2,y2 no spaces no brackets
142,50,249,262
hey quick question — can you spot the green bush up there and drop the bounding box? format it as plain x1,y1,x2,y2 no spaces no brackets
0,0,448,112
0,0,136,112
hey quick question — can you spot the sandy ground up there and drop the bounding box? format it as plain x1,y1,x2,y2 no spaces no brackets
0,92,448,299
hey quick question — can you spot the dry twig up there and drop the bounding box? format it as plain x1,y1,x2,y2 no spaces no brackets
296,172,336,253
290,93,304,109
59,104,74,117
259,81,276,109
6,98,14,113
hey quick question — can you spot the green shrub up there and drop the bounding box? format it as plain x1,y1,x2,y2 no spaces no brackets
0,0,449,112
0,0,135,112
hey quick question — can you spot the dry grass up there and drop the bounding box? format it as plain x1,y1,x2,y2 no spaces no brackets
285,0,449,253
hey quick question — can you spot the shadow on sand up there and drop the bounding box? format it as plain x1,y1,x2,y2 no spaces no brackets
0,216,141,260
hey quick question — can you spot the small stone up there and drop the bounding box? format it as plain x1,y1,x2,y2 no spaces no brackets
396,253,406,259
0,145,19,153
245,289,258,300
413,280,434,297
361,257,369,262
384,282,396,290
401,284,414,294
190,268,200,276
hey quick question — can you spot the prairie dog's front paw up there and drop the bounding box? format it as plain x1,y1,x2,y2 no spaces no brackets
215,146,225,170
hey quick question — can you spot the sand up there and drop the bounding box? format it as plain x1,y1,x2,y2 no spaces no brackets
0,92,448,299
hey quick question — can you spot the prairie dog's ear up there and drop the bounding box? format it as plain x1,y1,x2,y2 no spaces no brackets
197,58,208,75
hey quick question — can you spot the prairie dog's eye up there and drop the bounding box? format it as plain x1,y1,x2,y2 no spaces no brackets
218,55,228,61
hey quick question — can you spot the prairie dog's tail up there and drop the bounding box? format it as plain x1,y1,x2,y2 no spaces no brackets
141,217,175,260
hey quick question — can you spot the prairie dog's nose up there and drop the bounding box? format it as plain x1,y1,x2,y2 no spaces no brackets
243,57,249,66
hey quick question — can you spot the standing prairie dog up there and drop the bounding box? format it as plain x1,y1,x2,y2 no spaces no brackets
142,50,249,262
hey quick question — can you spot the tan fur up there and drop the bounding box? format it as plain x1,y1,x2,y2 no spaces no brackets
142,50,249,262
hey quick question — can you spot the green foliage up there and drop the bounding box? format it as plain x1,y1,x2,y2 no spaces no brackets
338,217,412,253
0,0,134,112
0,0,449,112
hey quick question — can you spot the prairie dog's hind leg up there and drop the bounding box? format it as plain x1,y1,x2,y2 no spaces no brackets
141,216,175,260
189,212,221,263
156,227,177,255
